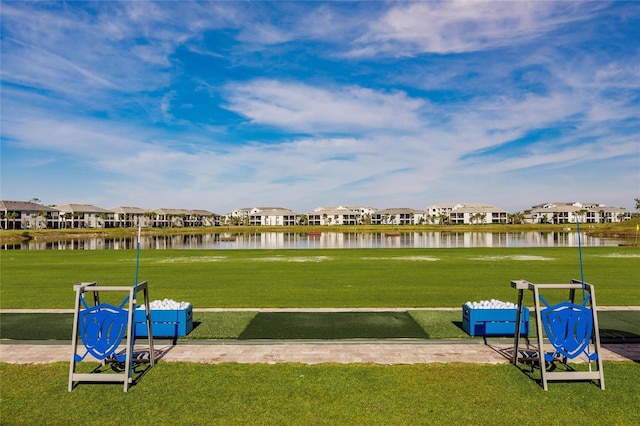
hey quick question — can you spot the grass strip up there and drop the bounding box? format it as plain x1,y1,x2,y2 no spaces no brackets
1,362,639,424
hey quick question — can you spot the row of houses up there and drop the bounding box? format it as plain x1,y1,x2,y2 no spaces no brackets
0,200,632,230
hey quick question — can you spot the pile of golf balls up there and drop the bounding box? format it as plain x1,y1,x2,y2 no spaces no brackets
137,299,191,310
464,299,517,309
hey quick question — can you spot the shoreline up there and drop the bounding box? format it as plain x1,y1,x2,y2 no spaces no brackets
1,221,639,244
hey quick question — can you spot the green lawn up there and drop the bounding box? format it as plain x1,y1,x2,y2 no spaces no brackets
1,247,638,308
1,362,639,424
2,246,638,424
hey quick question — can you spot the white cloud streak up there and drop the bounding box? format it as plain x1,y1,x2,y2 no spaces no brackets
223,80,425,133
352,1,606,56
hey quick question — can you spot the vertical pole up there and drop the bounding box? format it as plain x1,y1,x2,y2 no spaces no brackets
576,220,585,297
134,223,141,291
124,286,135,392
68,286,82,392
143,284,155,366
512,288,524,364
533,285,548,390
588,284,605,389
129,223,142,387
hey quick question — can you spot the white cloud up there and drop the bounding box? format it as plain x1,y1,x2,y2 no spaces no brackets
353,1,605,56
223,80,425,133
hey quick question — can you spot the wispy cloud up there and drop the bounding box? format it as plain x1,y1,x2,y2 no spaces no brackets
351,1,606,56
223,79,425,134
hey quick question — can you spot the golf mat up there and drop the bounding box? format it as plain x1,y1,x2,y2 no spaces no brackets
238,312,429,339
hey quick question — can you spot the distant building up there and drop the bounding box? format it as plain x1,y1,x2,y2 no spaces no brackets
226,207,296,226
372,208,425,225
0,200,60,230
1,198,632,229
425,203,508,225
188,209,218,227
56,203,113,228
111,206,147,228
525,202,631,224
307,205,376,226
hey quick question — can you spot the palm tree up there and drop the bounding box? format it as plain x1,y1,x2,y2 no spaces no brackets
143,211,156,227
98,213,109,228
509,212,525,224
5,212,19,229
575,209,588,223
70,212,83,228
35,211,48,229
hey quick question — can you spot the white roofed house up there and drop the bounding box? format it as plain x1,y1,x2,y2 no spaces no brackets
56,203,114,228
0,200,61,230
228,207,297,226
426,203,508,225
306,206,366,226
425,203,458,224
150,208,191,228
371,208,425,225
188,209,218,227
591,205,631,223
110,206,147,228
525,202,631,224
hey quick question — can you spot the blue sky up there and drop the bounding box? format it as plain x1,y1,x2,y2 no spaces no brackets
1,1,638,214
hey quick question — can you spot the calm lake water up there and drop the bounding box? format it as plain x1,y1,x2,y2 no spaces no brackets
2,231,627,250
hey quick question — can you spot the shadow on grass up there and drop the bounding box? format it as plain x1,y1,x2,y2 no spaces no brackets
598,311,640,343
238,312,429,340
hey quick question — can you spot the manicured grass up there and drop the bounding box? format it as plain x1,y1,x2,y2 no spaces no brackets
188,311,258,339
1,247,638,308
1,362,639,424
2,310,638,341
408,310,473,339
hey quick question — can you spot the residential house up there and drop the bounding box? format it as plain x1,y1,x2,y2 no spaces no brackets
148,208,192,227
56,204,114,228
253,207,295,226
525,202,631,224
426,203,508,225
110,206,148,228
0,200,61,229
371,208,426,225
226,207,297,226
307,206,374,226
187,209,218,227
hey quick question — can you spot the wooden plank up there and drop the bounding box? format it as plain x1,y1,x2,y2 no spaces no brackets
545,371,601,381
71,373,128,383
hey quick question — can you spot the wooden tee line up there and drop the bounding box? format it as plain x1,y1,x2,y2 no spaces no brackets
511,279,604,391
68,281,155,392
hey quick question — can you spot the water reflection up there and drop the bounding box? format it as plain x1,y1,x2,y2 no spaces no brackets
1,231,624,250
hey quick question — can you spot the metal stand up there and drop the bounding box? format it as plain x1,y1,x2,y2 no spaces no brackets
68,281,155,392
511,279,604,390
